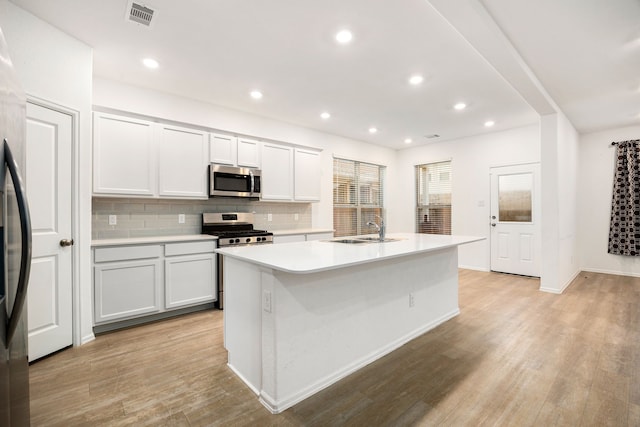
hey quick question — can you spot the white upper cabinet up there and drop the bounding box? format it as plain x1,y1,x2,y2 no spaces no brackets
210,133,261,168
93,112,157,196
158,124,209,199
261,142,294,201
237,137,261,168
294,148,321,201
261,143,322,202
209,133,237,165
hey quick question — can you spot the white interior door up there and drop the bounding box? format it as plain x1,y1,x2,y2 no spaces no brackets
490,163,541,277
26,102,73,361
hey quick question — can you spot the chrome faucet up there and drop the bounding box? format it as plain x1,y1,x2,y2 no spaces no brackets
366,215,386,241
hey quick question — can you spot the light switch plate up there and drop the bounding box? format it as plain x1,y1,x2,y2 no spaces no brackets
108,215,117,225
178,214,185,224
267,213,272,222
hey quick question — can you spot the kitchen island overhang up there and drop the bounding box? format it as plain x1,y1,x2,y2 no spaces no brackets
216,233,484,414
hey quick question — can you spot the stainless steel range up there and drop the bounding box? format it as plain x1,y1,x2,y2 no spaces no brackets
202,212,273,308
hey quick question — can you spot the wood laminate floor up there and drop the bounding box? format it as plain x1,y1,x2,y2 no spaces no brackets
29,270,640,426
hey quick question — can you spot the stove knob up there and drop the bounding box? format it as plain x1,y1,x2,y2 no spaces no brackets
234,238,240,243
258,237,263,242
246,238,251,243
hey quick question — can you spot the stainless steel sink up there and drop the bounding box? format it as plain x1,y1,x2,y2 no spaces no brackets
326,237,401,244
355,237,401,243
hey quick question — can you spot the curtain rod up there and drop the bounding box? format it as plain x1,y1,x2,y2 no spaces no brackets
611,139,640,146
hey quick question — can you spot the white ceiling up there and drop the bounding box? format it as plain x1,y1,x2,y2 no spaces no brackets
9,0,640,149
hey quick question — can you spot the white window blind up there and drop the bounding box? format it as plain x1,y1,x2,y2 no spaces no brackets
416,161,451,235
333,158,385,237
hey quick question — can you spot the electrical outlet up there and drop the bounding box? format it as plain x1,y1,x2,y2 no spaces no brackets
294,213,299,221
108,215,117,226
178,214,185,224
409,292,415,308
267,213,272,222
263,290,272,313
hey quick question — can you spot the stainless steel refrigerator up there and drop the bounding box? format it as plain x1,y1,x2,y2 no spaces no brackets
0,24,33,426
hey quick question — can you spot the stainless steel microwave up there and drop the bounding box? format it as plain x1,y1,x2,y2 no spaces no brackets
209,164,261,199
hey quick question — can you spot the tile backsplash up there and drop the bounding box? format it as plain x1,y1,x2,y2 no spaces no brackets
92,197,312,240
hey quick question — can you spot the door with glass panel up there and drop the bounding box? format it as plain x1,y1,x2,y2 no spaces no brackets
490,163,540,277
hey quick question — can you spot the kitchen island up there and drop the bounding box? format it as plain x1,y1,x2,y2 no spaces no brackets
216,233,483,413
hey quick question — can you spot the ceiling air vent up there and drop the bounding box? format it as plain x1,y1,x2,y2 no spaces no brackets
127,2,155,27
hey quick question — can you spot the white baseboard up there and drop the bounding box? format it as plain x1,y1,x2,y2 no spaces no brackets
81,333,95,345
581,268,640,278
539,269,580,294
227,363,260,396
258,308,461,414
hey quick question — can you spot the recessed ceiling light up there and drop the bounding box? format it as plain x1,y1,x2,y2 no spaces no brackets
320,112,331,120
453,102,467,110
368,127,378,134
484,120,495,127
250,90,263,100
404,138,412,144
335,29,353,44
142,58,159,69
408,75,424,85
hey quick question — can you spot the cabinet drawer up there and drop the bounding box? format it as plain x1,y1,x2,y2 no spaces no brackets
94,245,162,263
165,241,216,256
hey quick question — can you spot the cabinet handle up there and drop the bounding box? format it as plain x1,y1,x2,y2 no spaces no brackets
60,239,74,247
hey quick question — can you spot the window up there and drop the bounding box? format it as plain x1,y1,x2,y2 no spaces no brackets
416,161,451,235
333,158,385,237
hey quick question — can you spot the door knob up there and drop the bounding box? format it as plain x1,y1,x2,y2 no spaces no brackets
491,223,496,227
60,238,74,247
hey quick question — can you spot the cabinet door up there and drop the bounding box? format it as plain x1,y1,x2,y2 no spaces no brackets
94,259,162,323
237,137,260,168
165,253,216,309
93,112,157,196
158,124,209,198
210,133,237,165
294,148,321,201
261,142,294,201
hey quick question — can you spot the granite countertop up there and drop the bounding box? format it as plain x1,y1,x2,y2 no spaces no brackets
215,233,484,274
91,234,218,247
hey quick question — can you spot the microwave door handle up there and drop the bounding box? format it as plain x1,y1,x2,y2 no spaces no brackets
4,139,33,347
249,170,254,196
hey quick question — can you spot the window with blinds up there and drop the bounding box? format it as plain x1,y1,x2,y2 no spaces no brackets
416,161,452,235
333,158,385,237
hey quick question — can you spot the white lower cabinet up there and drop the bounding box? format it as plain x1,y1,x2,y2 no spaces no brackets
93,245,162,324
93,240,216,327
165,242,216,309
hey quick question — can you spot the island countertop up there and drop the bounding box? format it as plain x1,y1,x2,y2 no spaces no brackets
215,233,483,274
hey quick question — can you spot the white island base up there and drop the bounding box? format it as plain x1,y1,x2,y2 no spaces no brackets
220,234,482,414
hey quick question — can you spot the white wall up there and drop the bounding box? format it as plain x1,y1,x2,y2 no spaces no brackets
556,112,580,286
579,125,640,276
396,125,540,270
93,78,398,232
0,1,94,344
539,112,580,293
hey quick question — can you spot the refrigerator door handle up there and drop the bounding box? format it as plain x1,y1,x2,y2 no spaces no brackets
4,139,32,346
